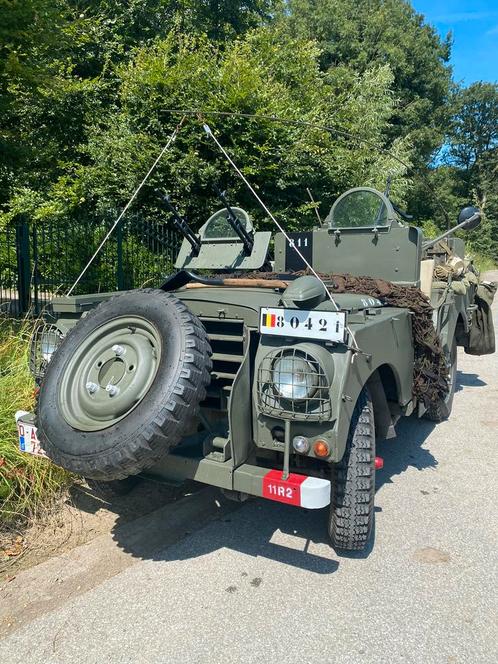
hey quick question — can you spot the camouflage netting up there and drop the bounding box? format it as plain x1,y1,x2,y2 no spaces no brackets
215,270,449,406
324,273,449,406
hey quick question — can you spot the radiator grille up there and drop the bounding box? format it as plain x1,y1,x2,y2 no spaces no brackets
200,318,245,410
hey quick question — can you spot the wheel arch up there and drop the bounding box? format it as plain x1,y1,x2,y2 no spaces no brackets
366,363,401,441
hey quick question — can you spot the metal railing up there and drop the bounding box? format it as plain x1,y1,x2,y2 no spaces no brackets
0,213,180,316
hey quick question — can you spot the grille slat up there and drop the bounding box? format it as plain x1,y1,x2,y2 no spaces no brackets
200,318,245,410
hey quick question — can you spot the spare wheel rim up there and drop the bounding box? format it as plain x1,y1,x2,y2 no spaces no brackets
58,316,162,432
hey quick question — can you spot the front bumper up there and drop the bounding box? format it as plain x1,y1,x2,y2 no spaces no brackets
15,413,331,509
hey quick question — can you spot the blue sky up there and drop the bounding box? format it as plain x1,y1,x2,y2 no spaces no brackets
412,1,498,84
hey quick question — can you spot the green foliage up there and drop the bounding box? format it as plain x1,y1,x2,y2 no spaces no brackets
282,0,452,163
26,28,412,233
0,319,72,525
448,82,498,171
0,0,495,262
410,83,498,263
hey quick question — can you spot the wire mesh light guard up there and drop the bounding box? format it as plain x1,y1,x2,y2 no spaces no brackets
29,322,64,383
257,348,331,421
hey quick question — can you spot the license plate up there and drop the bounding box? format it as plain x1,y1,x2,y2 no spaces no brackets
16,417,46,457
260,307,346,342
262,469,330,509
262,470,307,506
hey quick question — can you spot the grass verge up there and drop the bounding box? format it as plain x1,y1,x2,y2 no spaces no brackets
0,317,72,529
472,253,498,274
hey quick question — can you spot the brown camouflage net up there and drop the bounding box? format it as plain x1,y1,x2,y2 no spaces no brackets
215,270,449,406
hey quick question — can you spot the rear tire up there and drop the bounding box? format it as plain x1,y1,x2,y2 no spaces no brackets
424,337,457,422
329,387,375,551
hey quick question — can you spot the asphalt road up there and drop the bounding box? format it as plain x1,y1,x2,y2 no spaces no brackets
1,278,497,664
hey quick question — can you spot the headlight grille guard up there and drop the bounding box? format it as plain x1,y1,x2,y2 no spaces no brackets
29,322,64,384
256,347,332,421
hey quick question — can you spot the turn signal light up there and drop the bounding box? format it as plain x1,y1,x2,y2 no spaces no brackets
313,439,330,457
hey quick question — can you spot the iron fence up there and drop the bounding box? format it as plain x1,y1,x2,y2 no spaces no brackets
0,213,180,316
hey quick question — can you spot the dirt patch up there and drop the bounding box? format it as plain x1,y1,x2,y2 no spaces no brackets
0,477,185,579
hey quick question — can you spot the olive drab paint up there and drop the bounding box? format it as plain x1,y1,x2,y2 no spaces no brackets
20,187,495,551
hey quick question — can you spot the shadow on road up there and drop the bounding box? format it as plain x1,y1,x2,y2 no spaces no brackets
376,416,437,492
455,369,487,391
76,369,485,573
103,414,440,572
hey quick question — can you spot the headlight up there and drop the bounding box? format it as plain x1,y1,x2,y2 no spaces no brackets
30,323,64,383
40,329,61,362
272,354,318,401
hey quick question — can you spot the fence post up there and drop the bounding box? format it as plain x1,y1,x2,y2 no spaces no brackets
116,220,125,290
15,216,31,315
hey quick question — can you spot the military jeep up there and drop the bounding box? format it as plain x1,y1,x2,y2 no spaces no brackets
17,187,495,551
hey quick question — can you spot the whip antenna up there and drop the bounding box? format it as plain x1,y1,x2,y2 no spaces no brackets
202,122,360,351
67,116,186,296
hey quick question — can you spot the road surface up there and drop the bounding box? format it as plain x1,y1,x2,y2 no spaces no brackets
1,276,497,664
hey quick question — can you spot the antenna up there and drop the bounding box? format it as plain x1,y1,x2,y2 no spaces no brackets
307,188,323,225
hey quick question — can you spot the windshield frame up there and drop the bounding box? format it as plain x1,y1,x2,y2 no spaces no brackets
201,207,253,243
326,187,396,231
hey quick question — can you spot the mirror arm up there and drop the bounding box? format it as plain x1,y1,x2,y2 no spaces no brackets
423,212,480,250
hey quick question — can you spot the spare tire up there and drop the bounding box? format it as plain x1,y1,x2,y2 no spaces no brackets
36,289,212,480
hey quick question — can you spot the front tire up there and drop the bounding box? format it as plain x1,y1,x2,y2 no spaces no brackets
329,387,375,551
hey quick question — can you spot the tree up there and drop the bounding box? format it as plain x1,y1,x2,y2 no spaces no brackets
282,0,452,163
409,82,498,263
19,28,413,231
447,82,498,171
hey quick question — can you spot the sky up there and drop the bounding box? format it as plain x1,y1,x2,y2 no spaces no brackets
412,1,498,84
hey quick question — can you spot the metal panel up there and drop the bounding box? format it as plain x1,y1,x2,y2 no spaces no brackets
274,226,423,284
175,231,271,271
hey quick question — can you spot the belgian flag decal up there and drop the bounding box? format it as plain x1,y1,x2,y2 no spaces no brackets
261,312,276,328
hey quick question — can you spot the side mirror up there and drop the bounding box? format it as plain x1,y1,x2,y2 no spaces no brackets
458,205,481,231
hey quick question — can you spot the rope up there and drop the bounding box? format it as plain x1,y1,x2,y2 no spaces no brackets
202,122,361,351
66,116,186,296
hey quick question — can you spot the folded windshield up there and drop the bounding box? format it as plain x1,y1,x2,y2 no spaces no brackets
329,189,389,228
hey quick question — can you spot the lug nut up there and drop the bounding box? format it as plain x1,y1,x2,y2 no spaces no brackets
106,383,119,397
86,382,98,395
112,344,125,356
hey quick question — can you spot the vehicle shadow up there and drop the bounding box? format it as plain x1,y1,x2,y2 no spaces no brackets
78,369,485,572
455,369,487,391
102,413,440,572
375,415,438,492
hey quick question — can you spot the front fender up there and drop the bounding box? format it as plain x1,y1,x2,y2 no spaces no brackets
332,310,413,462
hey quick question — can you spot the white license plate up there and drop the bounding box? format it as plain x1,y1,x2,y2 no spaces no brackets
16,416,46,457
259,307,346,342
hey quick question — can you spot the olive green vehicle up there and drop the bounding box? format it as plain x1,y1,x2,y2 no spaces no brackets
17,187,495,551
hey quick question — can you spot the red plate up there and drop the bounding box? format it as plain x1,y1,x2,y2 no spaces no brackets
262,469,307,506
